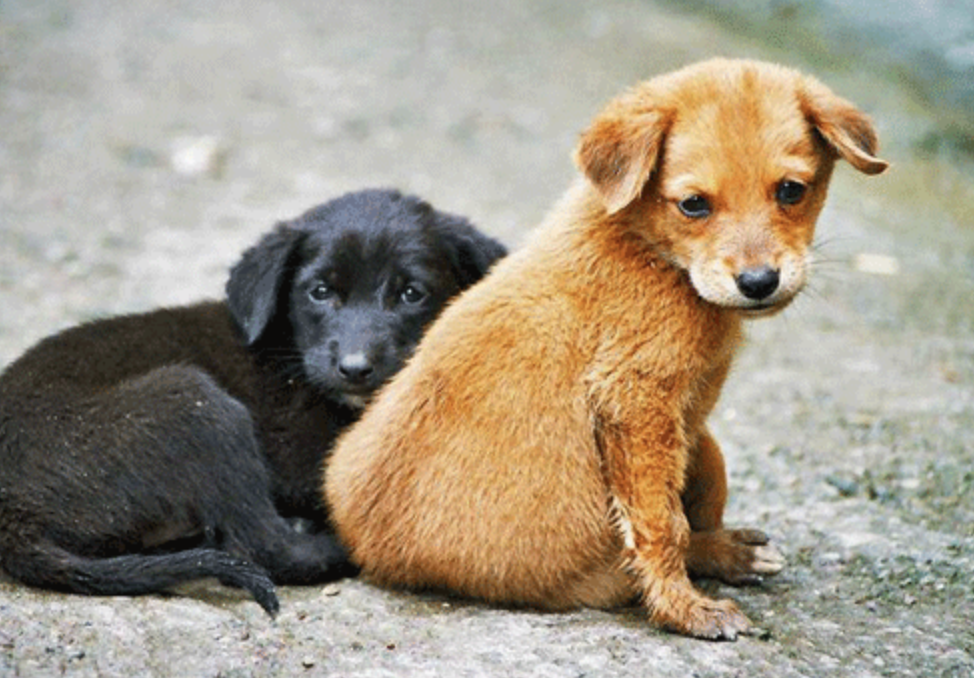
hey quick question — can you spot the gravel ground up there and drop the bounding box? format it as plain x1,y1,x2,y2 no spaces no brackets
1,1,973,676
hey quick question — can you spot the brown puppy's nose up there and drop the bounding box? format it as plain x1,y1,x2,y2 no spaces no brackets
735,267,780,300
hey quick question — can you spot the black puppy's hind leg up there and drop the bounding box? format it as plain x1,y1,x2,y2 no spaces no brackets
233,516,359,586
2,364,350,614
145,367,357,589
1,365,284,614
211,461,358,586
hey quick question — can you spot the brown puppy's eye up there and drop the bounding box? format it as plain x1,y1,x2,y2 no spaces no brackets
677,195,712,219
776,180,807,205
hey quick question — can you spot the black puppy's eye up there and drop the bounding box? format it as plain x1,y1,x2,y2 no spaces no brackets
677,195,712,219
776,180,807,206
309,282,335,303
400,283,428,305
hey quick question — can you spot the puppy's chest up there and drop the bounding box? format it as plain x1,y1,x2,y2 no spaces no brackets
253,386,357,502
591,275,739,365
257,382,356,448
583,279,741,417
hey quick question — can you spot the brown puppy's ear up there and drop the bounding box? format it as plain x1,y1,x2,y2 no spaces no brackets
575,109,669,214
799,78,889,175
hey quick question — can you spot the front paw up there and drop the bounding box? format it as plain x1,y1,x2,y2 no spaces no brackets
654,592,752,641
686,528,785,586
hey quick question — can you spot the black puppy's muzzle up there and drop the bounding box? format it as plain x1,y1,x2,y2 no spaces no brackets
336,352,375,386
326,310,397,393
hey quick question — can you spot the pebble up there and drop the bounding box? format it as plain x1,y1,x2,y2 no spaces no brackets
853,252,900,276
825,474,860,497
170,135,225,178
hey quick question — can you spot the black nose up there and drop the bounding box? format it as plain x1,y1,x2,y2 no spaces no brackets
337,354,374,384
735,267,780,301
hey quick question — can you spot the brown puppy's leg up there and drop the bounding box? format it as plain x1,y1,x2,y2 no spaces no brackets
600,409,751,640
683,430,785,585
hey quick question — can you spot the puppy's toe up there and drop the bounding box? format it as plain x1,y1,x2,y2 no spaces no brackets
727,528,770,546
681,597,752,641
751,543,785,576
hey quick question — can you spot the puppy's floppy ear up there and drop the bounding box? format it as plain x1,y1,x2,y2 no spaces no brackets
429,211,507,289
226,223,304,346
799,78,889,175
575,106,669,215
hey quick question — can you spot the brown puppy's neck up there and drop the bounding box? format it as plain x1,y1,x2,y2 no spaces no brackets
529,181,744,365
557,181,734,306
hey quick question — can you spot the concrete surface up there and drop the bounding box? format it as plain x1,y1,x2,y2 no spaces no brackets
1,0,972,675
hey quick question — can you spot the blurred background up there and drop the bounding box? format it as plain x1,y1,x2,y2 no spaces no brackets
1,1,972,675
1,0,972,364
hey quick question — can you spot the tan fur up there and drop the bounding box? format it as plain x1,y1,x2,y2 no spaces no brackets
324,59,888,640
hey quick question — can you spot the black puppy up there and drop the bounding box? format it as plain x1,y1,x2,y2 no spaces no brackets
0,189,506,615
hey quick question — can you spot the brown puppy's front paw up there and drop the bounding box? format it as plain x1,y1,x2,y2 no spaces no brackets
686,528,785,586
655,594,752,641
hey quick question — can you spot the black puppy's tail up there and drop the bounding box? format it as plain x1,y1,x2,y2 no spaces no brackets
2,542,279,616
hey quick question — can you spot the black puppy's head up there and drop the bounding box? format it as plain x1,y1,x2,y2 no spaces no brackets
227,189,506,408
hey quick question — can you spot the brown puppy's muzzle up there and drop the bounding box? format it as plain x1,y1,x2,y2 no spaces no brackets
734,266,780,301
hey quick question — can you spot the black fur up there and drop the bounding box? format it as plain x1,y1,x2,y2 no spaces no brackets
0,189,506,614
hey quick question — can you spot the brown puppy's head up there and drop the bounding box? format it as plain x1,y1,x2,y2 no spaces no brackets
576,58,888,316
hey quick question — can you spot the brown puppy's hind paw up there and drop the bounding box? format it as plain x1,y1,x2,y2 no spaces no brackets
686,528,785,586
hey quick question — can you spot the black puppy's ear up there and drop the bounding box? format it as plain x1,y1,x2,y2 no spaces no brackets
226,223,304,346
429,212,507,289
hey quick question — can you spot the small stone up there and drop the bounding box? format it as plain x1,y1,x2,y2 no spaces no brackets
170,135,225,178
322,584,341,597
853,252,900,276
743,626,772,640
825,474,859,497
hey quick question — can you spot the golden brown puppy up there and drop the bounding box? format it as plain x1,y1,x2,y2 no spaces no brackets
325,59,888,640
